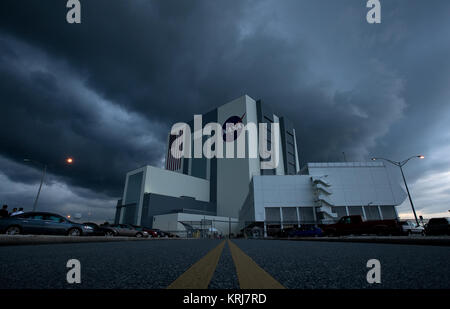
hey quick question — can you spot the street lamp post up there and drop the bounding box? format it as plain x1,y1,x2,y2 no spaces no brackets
24,157,73,212
24,159,47,212
371,155,424,226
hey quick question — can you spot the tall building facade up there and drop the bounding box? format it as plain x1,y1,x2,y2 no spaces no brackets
164,95,300,219
115,95,406,236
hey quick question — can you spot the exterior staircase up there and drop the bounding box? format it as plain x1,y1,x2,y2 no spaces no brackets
311,176,338,223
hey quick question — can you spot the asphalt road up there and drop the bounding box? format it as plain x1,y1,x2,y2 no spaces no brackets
0,239,449,289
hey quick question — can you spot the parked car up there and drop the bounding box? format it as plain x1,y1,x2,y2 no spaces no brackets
400,220,424,235
151,228,168,238
83,222,117,236
130,225,158,238
289,225,323,237
424,218,450,236
165,231,179,238
323,215,402,236
109,224,149,238
0,212,93,236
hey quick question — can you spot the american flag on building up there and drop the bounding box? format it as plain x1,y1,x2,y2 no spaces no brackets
166,131,183,171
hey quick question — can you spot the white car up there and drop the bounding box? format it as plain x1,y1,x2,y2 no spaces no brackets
400,221,425,235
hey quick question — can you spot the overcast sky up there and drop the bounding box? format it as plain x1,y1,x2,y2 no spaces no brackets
0,0,449,222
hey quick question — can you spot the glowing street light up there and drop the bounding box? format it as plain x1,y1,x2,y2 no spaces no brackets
24,157,74,212
371,155,425,226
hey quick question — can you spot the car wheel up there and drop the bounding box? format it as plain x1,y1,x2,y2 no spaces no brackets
6,226,21,235
135,232,143,238
68,228,81,236
105,231,115,237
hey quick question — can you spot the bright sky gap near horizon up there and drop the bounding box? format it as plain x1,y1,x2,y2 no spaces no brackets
0,0,449,221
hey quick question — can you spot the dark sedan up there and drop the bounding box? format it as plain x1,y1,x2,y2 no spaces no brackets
0,212,94,236
83,222,117,236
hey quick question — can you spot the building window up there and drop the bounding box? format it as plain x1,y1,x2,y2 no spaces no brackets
265,207,280,224
380,206,397,219
331,207,347,220
298,207,315,224
282,207,298,225
364,206,381,220
348,206,364,217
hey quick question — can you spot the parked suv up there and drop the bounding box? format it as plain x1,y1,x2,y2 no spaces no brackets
425,218,450,236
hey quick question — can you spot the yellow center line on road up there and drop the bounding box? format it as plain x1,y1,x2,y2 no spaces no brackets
228,240,285,289
167,240,226,289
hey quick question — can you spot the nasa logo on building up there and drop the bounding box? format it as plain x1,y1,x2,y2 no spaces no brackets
222,113,246,142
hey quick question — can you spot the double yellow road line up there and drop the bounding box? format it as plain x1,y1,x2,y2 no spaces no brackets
168,240,285,289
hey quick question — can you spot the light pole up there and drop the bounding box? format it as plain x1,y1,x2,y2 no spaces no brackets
24,157,74,212
24,159,47,212
371,155,424,226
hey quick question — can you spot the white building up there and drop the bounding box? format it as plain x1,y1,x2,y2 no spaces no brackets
114,95,406,237
240,162,406,236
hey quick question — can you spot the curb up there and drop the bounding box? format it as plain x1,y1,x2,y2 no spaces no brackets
0,235,175,246
276,236,450,246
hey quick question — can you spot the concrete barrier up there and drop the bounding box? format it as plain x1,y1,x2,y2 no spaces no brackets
0,235,170,246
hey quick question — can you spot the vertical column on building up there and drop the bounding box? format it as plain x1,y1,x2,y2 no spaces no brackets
119,173,130,224
377,205,383,220
280,207,284,229
135,168,147,226
263,208,268,237
312,206,317,226
293,128,300,174
393,205,399,220
361,206,367,221
296,207,301,227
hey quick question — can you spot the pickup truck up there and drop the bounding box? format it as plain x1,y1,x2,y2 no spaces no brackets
322,215,402,236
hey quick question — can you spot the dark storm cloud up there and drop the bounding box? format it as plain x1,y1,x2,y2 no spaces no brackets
0,33,166,196
0,0,449,217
